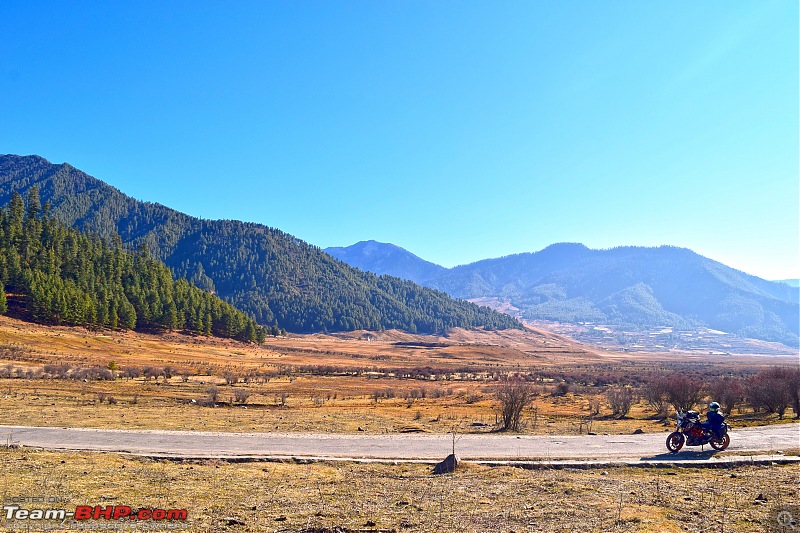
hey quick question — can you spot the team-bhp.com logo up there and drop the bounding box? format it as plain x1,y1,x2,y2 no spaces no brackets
4,504,188,522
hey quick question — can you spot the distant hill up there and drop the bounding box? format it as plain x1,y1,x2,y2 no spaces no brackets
329,241,800,347
0,155,521,334
777,279,800,288
325,240,447,285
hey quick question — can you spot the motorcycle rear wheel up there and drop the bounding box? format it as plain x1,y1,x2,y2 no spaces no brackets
666,431,685,453
710,433,730,451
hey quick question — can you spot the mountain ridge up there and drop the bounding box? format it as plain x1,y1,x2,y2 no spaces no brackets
328,240,800,346
0,154,521,334
325,240,447,284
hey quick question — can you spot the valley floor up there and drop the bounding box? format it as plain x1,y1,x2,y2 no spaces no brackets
1,316,798,532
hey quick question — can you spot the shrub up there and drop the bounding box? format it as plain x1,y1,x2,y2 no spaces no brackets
464,393,482,404
142,366,162,381
122,367,141,380
233,388,250,404
552,382,571,397
495,379,536,431
276,392,288,407
606,386,636,418
588,397,602,416
207,386,220,405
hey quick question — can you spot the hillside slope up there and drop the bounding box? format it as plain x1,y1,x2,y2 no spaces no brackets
0,155,521,334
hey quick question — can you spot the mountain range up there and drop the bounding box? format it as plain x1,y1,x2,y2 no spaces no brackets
0,155,520,334
326,241,800,347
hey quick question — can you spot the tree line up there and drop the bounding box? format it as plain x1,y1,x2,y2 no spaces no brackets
0,188,270,343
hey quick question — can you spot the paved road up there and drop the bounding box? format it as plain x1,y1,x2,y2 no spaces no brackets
1,424,797,461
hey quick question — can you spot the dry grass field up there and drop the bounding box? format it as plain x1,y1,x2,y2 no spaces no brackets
0,316,796,435
2,448,798,532
1,316,799,533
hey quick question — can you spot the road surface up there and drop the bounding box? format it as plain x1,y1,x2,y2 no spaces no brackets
2,424,798,463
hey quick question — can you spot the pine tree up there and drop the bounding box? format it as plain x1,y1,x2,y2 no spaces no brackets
0,282,7,315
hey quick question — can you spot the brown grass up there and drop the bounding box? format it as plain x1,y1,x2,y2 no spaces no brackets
0,315,796,435
2,448,798,532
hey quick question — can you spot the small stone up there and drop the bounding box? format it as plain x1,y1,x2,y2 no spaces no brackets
274,515,287,522
633,428,644,434
223,517,244,526
365,520,376,526
601,471,609,475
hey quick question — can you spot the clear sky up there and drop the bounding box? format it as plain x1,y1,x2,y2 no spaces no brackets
1,1,797,279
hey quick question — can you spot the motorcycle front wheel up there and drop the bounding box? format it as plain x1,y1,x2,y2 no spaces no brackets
710,433,730,451
666,431,685,453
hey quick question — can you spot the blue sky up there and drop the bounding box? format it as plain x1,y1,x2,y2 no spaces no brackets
1,1,797,279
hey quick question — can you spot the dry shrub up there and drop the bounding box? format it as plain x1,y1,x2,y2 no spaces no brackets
748,366,799,419
605,386,635,418
207,386,220,405
495,378,536,431
233,388,250,404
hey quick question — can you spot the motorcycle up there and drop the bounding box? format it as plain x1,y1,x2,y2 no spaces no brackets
666,410,730,453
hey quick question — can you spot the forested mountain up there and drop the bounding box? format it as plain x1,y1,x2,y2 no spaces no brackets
325,240,447,285
0,189,267,342
330,241,800,347
0,155,521,334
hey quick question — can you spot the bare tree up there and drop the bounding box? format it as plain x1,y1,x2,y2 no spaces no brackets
233,388,250,404
142,366,163,381
663,373,703,413
748,367,794,419
588,397,602,416
207,386,220,405
276,392,288,407
495,379,536,431
708,376,745,415
787,367,800,419
122,367,141,380
642,376,670,418
606,386,636,418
